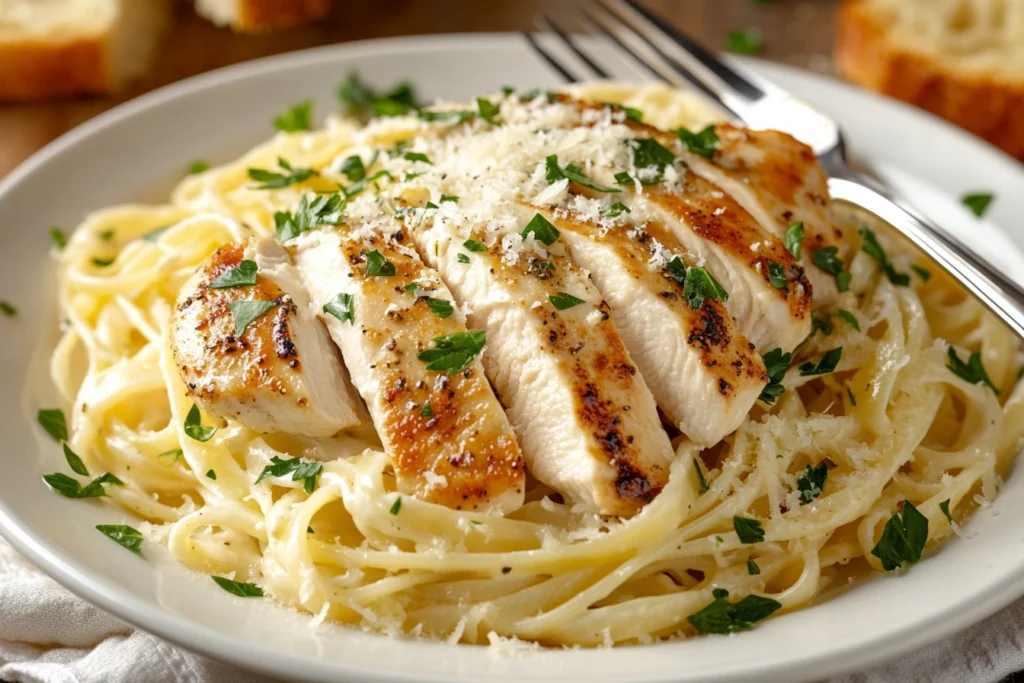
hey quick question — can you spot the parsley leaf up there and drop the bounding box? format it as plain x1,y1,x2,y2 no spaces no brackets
677,125,719,158
521,213,560,245
403,151,431,164
604,201,631,218
683,267,728,309
440,194,459,203
627,137,675,171
912,265,932,281
63,443,88,476
49,226,67,250
91,257,115,267
417,109,474,124
206,469,217,480
323,293,355,324
688,588,781,634
812,246,851,292
549,292,585,311
758,348,792,404
463,239,486,252
338,74,419,117
767,261,787,289
256,455,323,493
274,193,345,242
390,496,402,515
37,408,67,442
962,192,994,218
363,249,396,276
871,501,928,571
184,403,217,442
187,160,210,175
940,499,953,524
601,101,643,122
477,97,500,124
797,463,828,504
544,155,620,193
247,158,318,190
837,309,860,331
693,458,710,493
420,403,433,418
664,256,687,284
798,347,843,376
733,516,765,544
727,27,763,54
946,347,999,394
747,559,761,576
157,448,183,462
457,253,470,264
417,330,486,373
811,314,834,336
0,301,16,317
847,388,857,406
212,576,264,597
43,472,123,499
859,227,909,286
273,100,313,133
228,300,278,337
97,524,143,554
339,155,366,182
209,260,258,289
784,222,804,259
425,298,454,319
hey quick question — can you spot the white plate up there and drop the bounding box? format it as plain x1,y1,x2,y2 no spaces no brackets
2,34,1023,683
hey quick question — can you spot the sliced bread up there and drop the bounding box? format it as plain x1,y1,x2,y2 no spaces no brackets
0,0,172,101
836,0,1024,160
194,0,332,34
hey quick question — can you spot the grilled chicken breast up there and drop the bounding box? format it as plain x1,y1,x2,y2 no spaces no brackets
291,226,526,514
678,124,842,305
171,237,364,437
544,208,768,446
409,205,675,517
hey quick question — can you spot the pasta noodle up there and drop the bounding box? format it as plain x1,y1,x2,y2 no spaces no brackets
46,83,1024,647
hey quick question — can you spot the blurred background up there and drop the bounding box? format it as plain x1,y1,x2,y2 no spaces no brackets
0,0,1020,179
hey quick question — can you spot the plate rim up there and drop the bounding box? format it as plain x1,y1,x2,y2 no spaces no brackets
2,32,1024,683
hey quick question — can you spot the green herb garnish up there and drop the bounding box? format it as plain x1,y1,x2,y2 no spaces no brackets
256,456,323,494
688,588,781,634
837,309,860,331
477,97,500,124
338,74,419,117
758,348,792,404
521,213,560,246
228,300,277,337
274,193,345,242
962,192,994,218
212,576,264,597
784,222,804,259
248,157,318,190
425,298,454,319
43,472,123,499
273,100,313,132
96,525,143,554
946,347,999,394
184,403,217,442
363,249,396,276
323,293,355,325
677,125,719,158
37,408,67,442
812,247,851,292
49,226,67,250
417,330,486,372
726,27,763,54
63,443,88,476
940,499,953,524
549,292,585,311
683,267,728,309
0,301,16,317
859,227,909,286
390,496,402,515
209,260,258,289
693,457,710,493
544,155,620,193
733,516,765,544
767,261,787,289
797,463,828,504
798,347,842,376
604,201,631,218
463,239,486,252
871,501,928,571
746,559,760,576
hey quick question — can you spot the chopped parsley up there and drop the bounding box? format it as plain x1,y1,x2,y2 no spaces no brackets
457,253,471,264
212,576,264,597
99,229,115,241
323,293,355,324
273,100,313,132
274,193,344,242
746,559,760,576
206,469,217,480
767,261,787,289
477,97,500,124
228,300,277,337
363,249,396,276
544,155,620,193
733,516,765,544
390,496,402,515
601,101,643,122
0,301,16,317
37,408,67,442
425,298,454,319
798,347,843,376
859,227,909,286
92,257,115,267
677,125,719,158
521,213,560,245
626,137,675,179
209,260,258,289
961,192,994,218
340,155,367,182
43,472,122,499
338,73,419,117
96,525,143,554
693,457,710,493
143,225,172,242
940,499,953,524
870,500,928,571
726,27,763,55
812,247,852,292
797,463,828,504
837,309,860,331
183,403,217,442
784,222,804,259
440,194,459,203
417,330,486,372
186,160,210,175
63,443,88,476
549,292,585,311
256,455,323,493
463,239,486,252
811,314,834,336
847,388,857,406
758,348,792,404
664,256,687,284
912,265,932,281
248,157,318,190
683,267,728,309
420,403,433,418
49,226,67,250
688,588,781,634
946,347,999,394
603,201,631,218
417,109,474,124
156,448,183,462
403,151,431,164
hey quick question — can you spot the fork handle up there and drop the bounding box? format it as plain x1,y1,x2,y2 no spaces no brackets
828,175,1024,340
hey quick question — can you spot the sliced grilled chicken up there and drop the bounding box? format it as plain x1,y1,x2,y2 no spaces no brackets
543,208,768,446
679,124,842,305
171,237,365,437
640,169,813,353
409,206,675,517
290,227,525,514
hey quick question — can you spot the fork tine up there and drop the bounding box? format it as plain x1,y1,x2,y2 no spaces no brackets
522,31,579,84
538,15,611,80
579,4,743,122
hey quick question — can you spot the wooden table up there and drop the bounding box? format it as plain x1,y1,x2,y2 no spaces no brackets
0,0,840,179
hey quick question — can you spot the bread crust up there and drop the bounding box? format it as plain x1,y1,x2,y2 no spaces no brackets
836,0,1024,160
0,37,112,102
233,0,332,32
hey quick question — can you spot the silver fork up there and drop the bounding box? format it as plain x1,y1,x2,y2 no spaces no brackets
526,1,1024,339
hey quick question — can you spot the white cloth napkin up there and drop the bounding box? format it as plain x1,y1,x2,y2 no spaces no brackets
1,534,1022,683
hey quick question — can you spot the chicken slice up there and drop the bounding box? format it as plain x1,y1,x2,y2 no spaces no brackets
679,124,842,305
290,227,525,514
171,237,365,437
409,206,675,517
640,169,813,353
543,208,768,446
